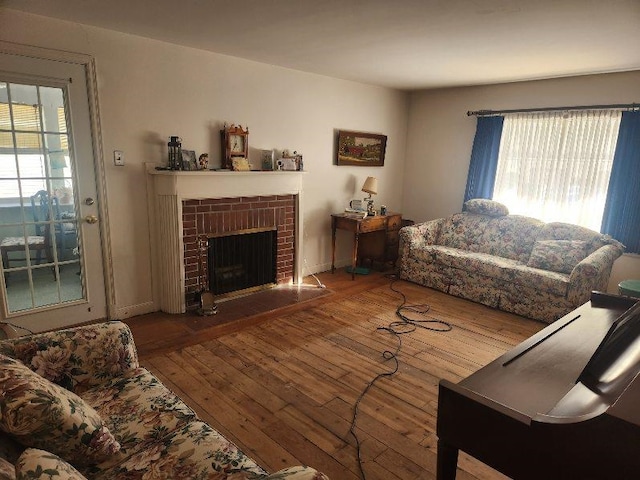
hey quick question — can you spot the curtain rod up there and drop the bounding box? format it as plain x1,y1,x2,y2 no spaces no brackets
467,103,640,116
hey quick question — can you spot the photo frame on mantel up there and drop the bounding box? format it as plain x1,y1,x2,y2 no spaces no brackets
181,149,197,170
336,130,387,166
261,149,275,171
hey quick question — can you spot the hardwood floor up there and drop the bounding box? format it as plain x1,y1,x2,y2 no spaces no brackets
125,270,544,479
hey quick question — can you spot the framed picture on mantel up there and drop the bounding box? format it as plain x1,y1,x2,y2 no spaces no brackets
336,130,387,166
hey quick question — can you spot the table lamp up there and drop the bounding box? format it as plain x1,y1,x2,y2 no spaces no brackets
361,176,378,216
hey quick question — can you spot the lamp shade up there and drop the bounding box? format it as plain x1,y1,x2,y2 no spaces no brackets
361,176,378,195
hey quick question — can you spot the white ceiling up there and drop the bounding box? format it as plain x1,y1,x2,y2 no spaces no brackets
4,0,640,90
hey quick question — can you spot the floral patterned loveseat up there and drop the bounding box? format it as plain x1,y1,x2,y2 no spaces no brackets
399,199,625,323
0,321,328,480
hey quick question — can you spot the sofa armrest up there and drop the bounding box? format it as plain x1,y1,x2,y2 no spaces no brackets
400,218,443,248
399,218,444,263
263,466,329,479
567,244,625,304
0,321,139,394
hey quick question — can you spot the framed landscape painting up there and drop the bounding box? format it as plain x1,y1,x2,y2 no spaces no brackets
336,130,387,166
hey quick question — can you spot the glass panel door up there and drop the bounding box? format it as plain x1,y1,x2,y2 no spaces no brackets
0,50,106,331
0,81,82,312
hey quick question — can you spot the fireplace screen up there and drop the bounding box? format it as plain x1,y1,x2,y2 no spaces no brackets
208,229,277,295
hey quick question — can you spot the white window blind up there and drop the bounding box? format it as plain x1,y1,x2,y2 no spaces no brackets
492,110,621,231
0,101,69,199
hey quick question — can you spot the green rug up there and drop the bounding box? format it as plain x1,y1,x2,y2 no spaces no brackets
346,266,370,275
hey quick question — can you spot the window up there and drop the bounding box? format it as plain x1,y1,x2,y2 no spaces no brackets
0,83,71,202
492,110,621,231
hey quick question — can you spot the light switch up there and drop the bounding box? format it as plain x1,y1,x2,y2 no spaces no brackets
114,150,125,166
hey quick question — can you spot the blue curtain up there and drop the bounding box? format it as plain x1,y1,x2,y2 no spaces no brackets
601,110,640,254
463,115,504,203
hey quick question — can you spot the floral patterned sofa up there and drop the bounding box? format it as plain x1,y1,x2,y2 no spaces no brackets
399,199,625,323
0,321,328,480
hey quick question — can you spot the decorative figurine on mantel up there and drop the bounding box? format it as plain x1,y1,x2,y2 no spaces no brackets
198,153,209,170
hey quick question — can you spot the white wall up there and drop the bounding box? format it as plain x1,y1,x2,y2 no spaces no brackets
0,9,409,319
403,71,640,292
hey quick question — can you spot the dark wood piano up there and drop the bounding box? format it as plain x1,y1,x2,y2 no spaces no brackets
437,292,640,479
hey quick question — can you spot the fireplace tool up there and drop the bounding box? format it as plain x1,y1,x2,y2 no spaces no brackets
196,236,217,316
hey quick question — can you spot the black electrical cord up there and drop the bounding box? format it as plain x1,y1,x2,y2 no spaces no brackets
385,274,453,335
0,321,34,336
347,274,452,480
348,328,400,480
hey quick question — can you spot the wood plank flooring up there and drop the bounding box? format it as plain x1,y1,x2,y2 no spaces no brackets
125,270,544,479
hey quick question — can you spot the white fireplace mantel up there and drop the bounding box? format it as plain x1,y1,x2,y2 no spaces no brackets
147,163,306,199
146,163,305,313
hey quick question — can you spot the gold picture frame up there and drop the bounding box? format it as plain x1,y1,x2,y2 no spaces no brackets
336,130,387,166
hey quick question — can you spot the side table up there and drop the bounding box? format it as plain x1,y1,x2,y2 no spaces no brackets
331,212,402,280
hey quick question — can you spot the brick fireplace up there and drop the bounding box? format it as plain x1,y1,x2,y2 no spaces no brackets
182,195,296,306
147,165,304,314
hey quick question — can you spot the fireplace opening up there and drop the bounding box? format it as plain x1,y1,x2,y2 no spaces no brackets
208,228,277,295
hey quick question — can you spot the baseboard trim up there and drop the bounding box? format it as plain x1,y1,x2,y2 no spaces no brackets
112,301,157,320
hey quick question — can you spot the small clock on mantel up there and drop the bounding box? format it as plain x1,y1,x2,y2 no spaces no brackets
220,124,249,170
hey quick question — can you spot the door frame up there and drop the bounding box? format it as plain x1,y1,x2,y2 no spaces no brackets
0,40,116,320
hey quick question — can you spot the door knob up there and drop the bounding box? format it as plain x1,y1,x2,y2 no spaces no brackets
84,215,98,224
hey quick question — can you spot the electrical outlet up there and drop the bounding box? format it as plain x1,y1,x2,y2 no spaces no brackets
114,150,125,166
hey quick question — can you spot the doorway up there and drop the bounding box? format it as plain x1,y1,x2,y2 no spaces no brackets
0,47,109,332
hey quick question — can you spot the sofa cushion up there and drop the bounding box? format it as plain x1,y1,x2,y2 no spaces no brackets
0,355,120,468
527,240,588,274
0,457,14,480
536,222,614,256
93,420,266,480
432,246,569,296
475,215,544,262
15,449,87,480
437,213,489,251
463,198,509,217
79,367,197,471
503,263,571,297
